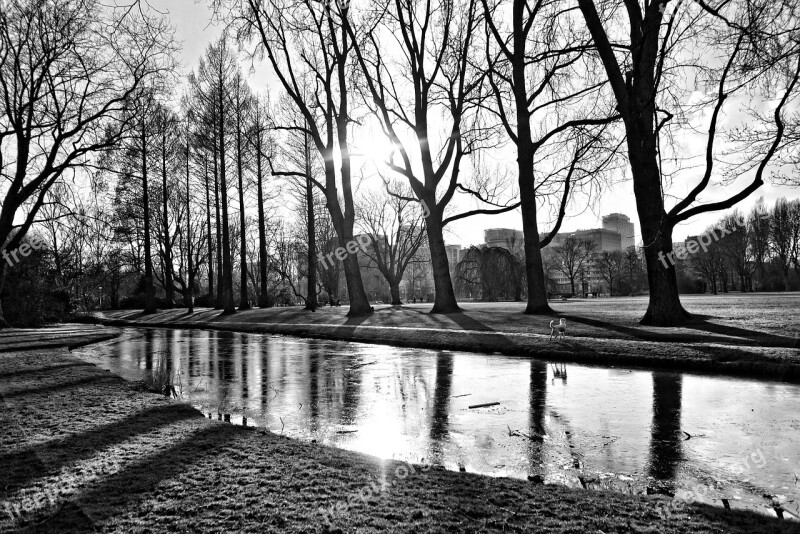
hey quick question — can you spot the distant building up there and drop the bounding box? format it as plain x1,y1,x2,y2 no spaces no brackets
545,228,622,253
445,244,462,273
602,213,636,250
539,216,629,295
484,228,524,254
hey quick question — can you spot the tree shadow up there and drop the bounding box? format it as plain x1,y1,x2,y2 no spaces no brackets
683,316,800,349
439,311,518,353
0,361,96,380
0,404,200,495
17,423,241,532
563,313,799,348
1,374,122,400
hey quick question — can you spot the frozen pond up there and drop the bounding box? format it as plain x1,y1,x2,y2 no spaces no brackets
75,328,800,519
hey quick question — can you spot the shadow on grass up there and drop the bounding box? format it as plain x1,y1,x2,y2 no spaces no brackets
16,423,798,534
0,404,200,496
0,362,96,380
17,424,242,533
0,374,122,400
562,314,799,349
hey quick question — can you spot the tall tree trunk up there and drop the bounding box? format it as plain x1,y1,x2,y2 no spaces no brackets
256,129,269,308
142,130,156,314
161,133,174,308
512,0,552,315
219,89,236,314
631,154,688,326
204,154,214,303
0,262,9,327
389,281,401,306
235,92,250,311
305,131,317,312
426,213,460,313
214,144,224,309
186,133,194,313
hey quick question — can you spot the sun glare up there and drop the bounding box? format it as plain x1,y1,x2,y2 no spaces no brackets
352,132,397,167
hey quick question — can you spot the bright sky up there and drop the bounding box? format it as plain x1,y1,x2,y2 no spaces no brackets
155,0,799,248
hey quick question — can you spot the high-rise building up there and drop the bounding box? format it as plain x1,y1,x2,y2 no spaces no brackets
602,213,636,250
484,228,524,254
445,244,462,271
544,228,622,253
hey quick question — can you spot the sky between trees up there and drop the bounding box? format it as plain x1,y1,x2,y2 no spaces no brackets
148,0,798,246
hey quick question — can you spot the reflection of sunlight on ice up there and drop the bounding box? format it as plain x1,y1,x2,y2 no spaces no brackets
345,413,411,460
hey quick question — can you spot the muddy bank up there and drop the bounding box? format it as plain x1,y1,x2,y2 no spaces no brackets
94,306,800,383
1,344,798,532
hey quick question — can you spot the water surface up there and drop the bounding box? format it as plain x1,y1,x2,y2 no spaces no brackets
75,328,800,519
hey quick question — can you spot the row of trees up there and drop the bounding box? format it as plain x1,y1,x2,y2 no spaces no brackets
219,0,800,326
2,0,799,326
687,198,800,294
456,196,800,300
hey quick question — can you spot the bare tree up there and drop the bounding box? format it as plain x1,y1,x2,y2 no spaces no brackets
748,197,771,290
550,236,596,296
790,200,800,285
226,0,373,316
190,38,238,313
0,0,175,323
691,232,725,295
576,0,800,324
456,246,525,301
623,246,643,295
345,0,520,314
233,72,254,310
771,197,795,291
716,211,754,292
594,250,624,296
481,0,620,314
248,96,276,308
358,183,427,305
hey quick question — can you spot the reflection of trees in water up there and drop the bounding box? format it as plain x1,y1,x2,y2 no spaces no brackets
340,360,362,426
529,361,548,435
240,334,249,400
308,343,322,432
167,329,181,374
143,329,155,370
429,352,453,465
397,360,429,427
455,246,525,301
187,331,196,379
528,361,548,470
259,339,270,409
648,373,683,485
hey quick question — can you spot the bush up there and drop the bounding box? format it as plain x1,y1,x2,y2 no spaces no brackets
118,292,169,310
1,244,72,327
